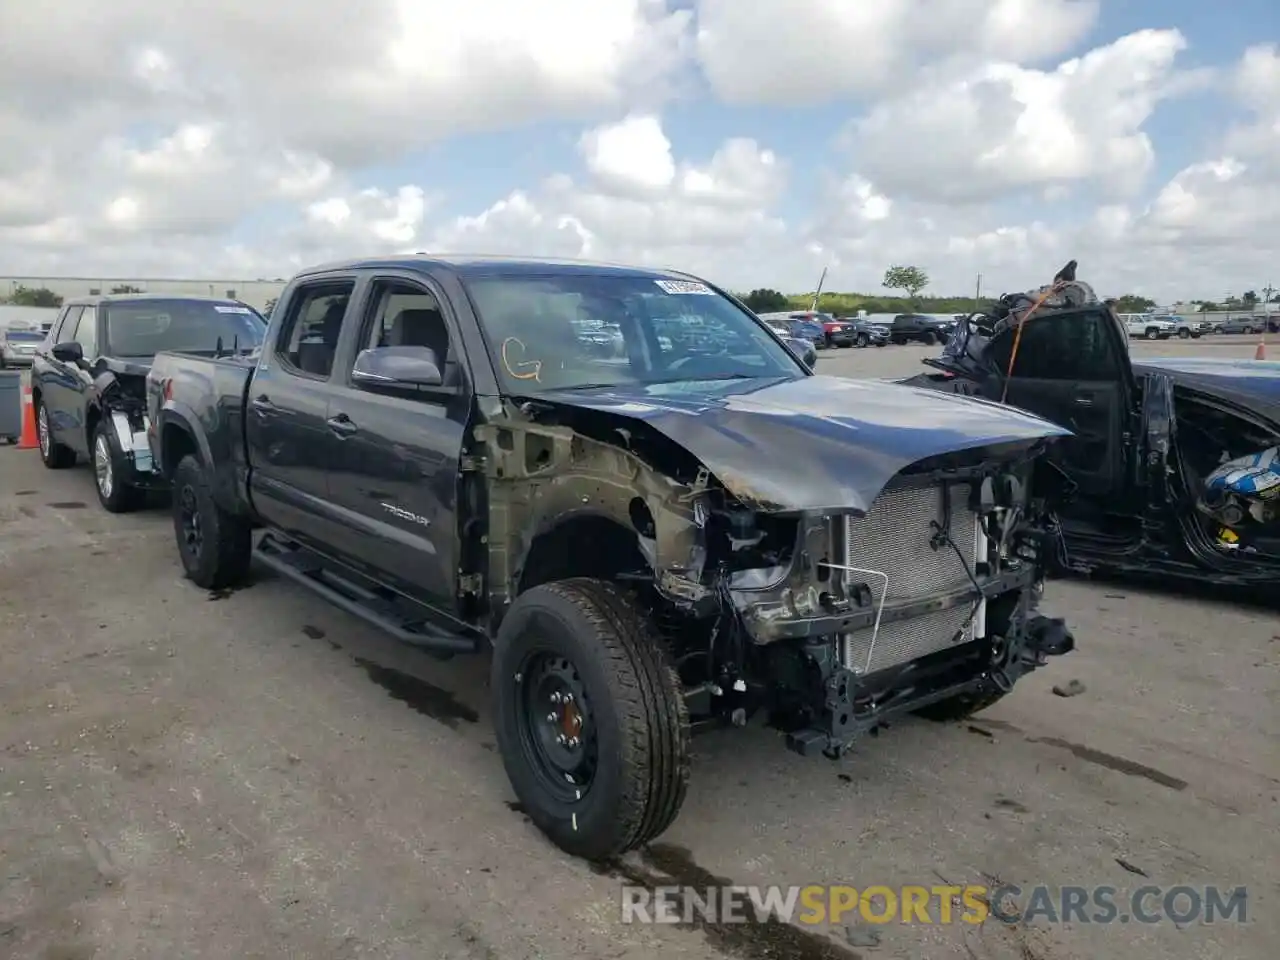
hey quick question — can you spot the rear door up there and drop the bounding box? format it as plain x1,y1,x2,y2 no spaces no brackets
245,276,361,549
988,309,1130,500
321,272,471,612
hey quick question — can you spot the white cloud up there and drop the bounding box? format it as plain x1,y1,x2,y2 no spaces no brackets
0,3,1275,304
850,29,1192,203
696,0,1101,104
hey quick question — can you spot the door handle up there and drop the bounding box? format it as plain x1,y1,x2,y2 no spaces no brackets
326,413,358,436
1072,395,1094,406
250,395,276,416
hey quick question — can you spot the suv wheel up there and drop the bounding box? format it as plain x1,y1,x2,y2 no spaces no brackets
855,332,869,347
922,331,937,345
35,397,76,469
1145,327,1161,339
171,454,253,589
1177,328,1190,339
92,420,145,513
492,578,690,861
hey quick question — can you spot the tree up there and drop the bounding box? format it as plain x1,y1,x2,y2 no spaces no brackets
882,265,929,300
1242,290,1259,306
1112,294,1156,313
741,288,789,312
8,285,63,308
110,284,144,294
262,297,278,316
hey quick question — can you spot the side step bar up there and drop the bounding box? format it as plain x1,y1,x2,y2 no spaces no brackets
254,534,479,657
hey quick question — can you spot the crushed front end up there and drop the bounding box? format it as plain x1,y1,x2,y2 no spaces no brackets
677,443,1074,758
96,363,165,489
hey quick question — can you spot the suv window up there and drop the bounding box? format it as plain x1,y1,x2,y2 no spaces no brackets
73,306,98,357
276,281,356,379
989,311,1122,381
54,305,83,343
354,279,455,392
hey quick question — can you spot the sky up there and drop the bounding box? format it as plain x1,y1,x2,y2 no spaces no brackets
0,1,1277,302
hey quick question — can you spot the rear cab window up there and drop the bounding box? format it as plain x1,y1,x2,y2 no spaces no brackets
102,299,267,359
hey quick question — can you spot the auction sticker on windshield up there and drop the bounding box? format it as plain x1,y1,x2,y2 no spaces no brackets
214,305,254,313
654,280,714,295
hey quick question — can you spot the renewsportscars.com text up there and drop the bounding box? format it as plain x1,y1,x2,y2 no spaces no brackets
620,884,1248,926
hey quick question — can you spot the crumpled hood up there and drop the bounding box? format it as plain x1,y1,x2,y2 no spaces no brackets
1134,357,1280,419
536,375,1070,513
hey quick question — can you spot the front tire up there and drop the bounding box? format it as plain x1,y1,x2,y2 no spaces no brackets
35,397,76,469
855,333,869,348
1145,327,1160,340
171,454,252,589
1178,328,1190,339
92,420,144,513
492,579,690,861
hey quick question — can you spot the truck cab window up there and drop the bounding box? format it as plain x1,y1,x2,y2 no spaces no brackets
277,283,355,378
989,311,1121,381
355,279,453,391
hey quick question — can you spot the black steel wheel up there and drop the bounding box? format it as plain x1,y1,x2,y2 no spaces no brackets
515,652,600,802
492,578,689,861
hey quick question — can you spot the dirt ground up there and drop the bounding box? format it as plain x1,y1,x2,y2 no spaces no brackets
1,340,1277,959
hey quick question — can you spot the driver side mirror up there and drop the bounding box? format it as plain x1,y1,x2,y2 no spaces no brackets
52,341,84,365
351,345,443,387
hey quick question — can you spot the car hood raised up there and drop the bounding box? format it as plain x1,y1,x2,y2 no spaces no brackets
536,375,1069,514
1134,357,1280,419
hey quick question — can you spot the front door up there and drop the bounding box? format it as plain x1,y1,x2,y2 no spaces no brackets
37,305,84,447
322,274,469,613
245,277,359,550
988,308,1130,501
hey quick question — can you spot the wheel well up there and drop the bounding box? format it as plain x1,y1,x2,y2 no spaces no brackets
518,514,650,595
85,405,102,447
161,423,199,477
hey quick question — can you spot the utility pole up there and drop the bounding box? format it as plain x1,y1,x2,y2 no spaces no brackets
810,266,828,313
974,272,982,310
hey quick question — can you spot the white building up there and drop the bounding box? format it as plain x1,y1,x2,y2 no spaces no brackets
1,276,287,311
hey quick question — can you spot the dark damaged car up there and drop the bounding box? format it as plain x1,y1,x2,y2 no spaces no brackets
145,256,1077,861
30,294,267,512
904,268,1280,587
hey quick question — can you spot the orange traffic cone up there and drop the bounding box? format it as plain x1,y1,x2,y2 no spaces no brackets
1255,337,1267,361
16,384,38,449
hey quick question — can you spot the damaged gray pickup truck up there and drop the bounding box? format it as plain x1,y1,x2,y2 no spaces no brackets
145,255,1076,861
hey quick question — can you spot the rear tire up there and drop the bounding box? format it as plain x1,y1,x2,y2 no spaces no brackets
492,578,690,861
171,454,252,590
35,397,76,469
913,689,1008,722
1178,328,1190,339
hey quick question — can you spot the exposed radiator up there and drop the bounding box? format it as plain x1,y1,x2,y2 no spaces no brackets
841,482,982,675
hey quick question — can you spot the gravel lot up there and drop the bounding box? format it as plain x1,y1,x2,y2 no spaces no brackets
1,338,1276,960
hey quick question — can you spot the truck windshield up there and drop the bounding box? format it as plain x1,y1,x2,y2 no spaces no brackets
463,273,806,393
102,300,267,358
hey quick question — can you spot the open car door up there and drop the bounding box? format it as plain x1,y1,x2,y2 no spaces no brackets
988,308,1130,501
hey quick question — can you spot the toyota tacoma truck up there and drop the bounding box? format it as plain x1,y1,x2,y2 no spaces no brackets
145,255,1076,861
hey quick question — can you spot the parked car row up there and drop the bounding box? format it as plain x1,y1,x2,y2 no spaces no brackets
22,258,1078,865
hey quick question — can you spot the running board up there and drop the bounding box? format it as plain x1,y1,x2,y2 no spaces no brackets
254,535,479,657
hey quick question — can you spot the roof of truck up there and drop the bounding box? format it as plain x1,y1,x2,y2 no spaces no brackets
294,253,709,283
